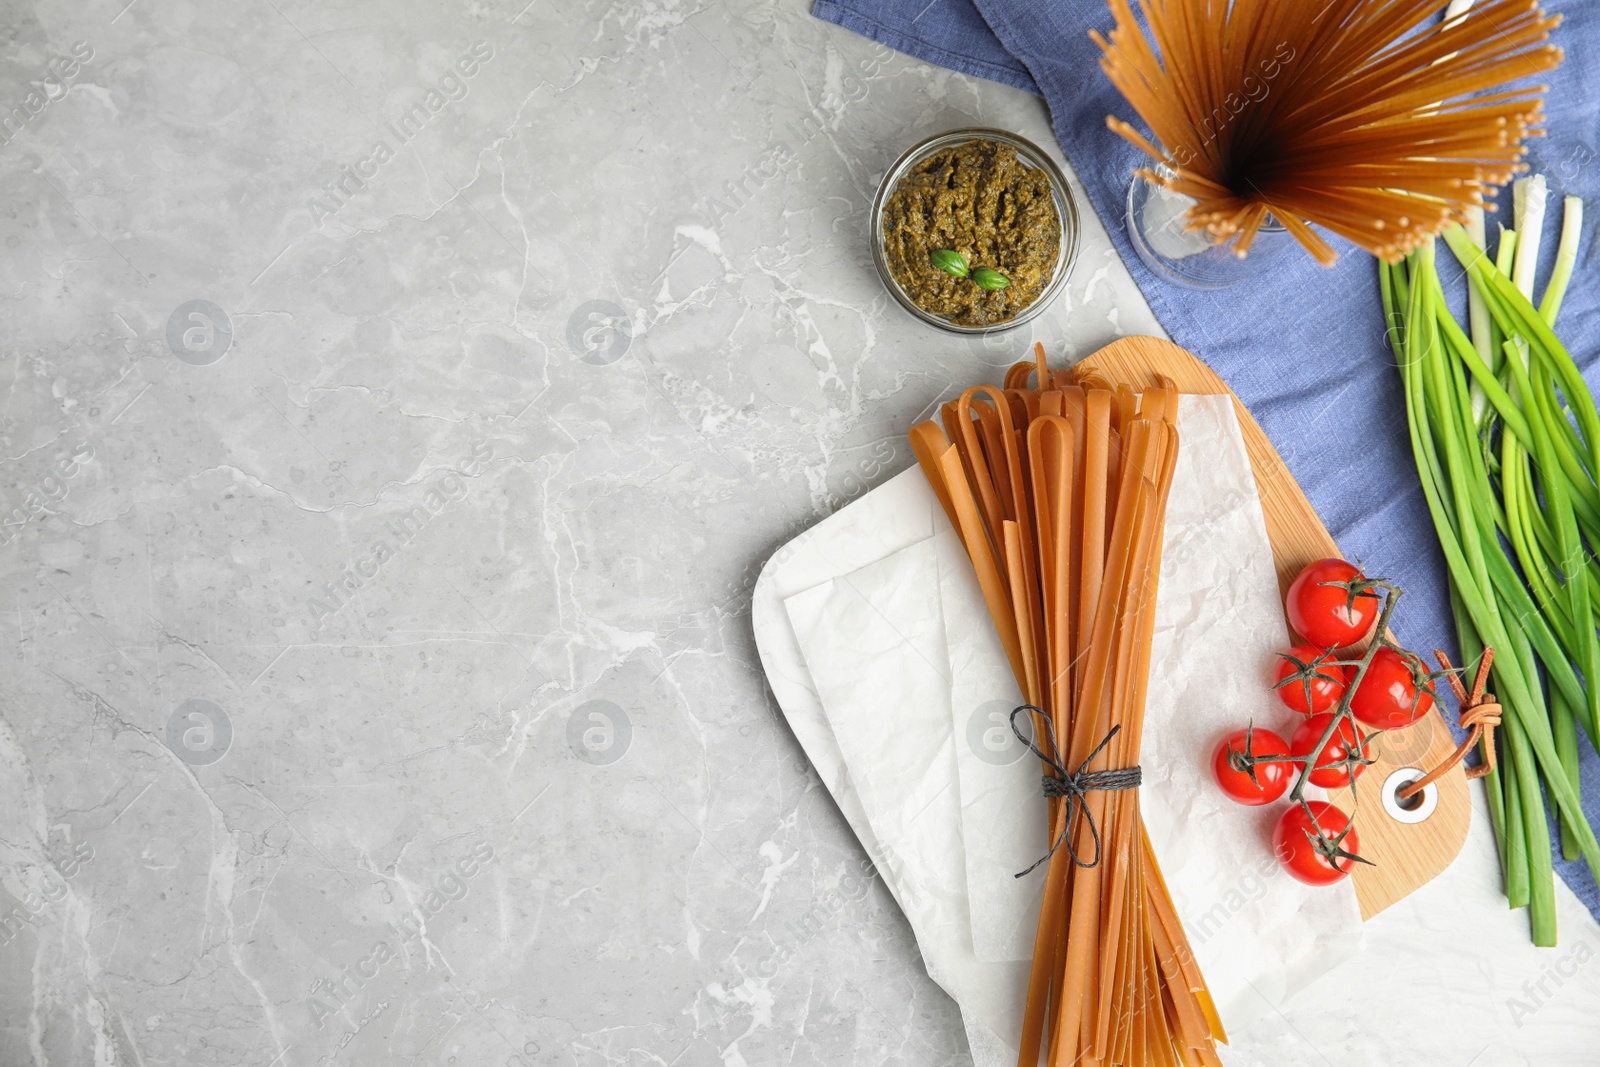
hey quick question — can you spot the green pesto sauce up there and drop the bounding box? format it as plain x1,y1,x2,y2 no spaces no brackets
883,139,1061,327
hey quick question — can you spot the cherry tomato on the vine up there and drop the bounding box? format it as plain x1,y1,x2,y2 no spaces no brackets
1210,727,1292,806
1350,646,1436,730
1272,644,1350,715
1274,801,1361,886
1285,558,1381,649
1289,713,1371,788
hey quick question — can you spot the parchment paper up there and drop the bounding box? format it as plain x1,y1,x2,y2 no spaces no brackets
1138,393,1364,1026
758,393,1364,1064
786,542,1031,1050
936,528,1043,962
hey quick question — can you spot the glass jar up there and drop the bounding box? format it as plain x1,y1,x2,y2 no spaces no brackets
871,128,1081,335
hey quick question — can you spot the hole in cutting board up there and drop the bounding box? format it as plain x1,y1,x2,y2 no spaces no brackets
1380,767,1438,825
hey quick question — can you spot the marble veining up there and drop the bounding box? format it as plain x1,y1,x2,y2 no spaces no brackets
11,1,1584,1066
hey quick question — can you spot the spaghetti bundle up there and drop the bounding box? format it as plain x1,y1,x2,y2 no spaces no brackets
1095,0,1562,264
911,347,1224,1066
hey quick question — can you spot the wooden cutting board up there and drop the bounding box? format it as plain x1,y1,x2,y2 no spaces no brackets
1079,335,1471,920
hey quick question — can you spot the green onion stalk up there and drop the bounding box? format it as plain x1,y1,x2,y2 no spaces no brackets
1379,187,1600,945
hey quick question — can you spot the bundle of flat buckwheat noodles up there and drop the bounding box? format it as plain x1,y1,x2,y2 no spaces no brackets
911,346,1225,1066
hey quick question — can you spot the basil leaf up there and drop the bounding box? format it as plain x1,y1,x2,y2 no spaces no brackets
928,249,969,278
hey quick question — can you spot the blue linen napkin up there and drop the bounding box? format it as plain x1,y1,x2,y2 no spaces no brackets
814,0,1600,925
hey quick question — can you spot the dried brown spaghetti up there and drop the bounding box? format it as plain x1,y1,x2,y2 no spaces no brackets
914,346,1225,1067
1094,0,1563,263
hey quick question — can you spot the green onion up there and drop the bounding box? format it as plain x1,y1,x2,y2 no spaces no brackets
1464,206,1494,425
1541,196,1583,324
1384,198,1600,945
1512,175,1548,299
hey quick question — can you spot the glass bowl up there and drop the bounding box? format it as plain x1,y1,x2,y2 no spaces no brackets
1125,162,1291,289
871,127,1081,335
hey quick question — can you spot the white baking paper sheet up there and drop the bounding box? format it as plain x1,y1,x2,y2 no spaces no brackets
753,393,1364,1065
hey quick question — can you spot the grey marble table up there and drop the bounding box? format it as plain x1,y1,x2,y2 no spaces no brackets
13,1,1600,1065
1,1,1414,1065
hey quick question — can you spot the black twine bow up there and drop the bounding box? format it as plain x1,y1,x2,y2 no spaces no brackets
1010,705,1142,878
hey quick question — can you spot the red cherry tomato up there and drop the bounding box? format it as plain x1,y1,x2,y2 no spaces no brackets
1210,727,1292,806
1285,558,1380,649
1350,646,1436,730
1289,713,1371,788
1274,801,1360,886
1272,644,1350,715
